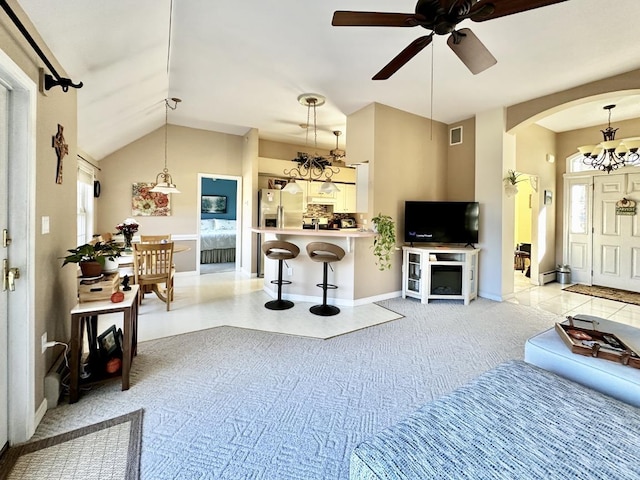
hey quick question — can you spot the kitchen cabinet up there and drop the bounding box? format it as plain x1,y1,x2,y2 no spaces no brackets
334,183,357,213
307,180,337,204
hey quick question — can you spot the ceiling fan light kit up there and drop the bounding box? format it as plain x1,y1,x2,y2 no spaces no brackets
578,105,640,173
332,0,569,80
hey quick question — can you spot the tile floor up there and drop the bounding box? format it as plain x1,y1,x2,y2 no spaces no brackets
509,271,640,328
98,269,640,344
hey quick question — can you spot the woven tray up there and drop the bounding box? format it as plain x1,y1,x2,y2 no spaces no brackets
555,316,640,369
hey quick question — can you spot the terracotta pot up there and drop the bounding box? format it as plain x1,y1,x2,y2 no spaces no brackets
79,261,102,277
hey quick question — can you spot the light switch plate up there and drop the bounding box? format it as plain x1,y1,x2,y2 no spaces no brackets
41,216,50,234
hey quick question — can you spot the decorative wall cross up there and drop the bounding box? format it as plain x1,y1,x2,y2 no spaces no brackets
52,124,68,184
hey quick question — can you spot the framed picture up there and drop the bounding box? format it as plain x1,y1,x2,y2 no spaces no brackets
202,195,227,214
132,182,171,216
98,325,121,357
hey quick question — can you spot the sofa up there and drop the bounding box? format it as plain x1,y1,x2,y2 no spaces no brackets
350,360,640,480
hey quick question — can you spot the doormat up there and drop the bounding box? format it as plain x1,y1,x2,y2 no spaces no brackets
0,409,143,480
563,284,640,306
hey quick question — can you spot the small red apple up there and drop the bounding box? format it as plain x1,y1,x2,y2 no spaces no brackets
106,357,121,374
111,291,125,303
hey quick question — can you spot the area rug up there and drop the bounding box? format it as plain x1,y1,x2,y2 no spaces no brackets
32,298,562,480
0,409,143,480
563,284,640,306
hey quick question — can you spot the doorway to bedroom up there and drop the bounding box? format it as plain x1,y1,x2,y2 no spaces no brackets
198,174,242,275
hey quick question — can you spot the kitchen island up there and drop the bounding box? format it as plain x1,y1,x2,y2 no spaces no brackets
252,227,393,306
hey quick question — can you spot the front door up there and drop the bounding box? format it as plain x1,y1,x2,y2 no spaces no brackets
0,81,9,451
592,173,640,290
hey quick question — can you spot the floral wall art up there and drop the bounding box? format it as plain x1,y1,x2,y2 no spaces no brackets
131,182,171,216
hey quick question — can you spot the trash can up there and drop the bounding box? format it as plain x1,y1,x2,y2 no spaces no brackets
556,265,571,284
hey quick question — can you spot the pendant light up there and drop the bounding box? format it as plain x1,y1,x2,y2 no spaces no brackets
150,97,181,194
284,93,340,193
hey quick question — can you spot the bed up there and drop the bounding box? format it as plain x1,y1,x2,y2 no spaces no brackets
200,219,236,263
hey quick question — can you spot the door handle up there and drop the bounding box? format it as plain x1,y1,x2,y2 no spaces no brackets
3,259,20,291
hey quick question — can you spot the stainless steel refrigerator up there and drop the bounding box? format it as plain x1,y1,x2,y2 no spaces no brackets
256,188,304,277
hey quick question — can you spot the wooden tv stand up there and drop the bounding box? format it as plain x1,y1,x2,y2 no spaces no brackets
402,246,479,305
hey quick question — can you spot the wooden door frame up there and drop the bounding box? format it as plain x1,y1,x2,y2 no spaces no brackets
196,173,242,274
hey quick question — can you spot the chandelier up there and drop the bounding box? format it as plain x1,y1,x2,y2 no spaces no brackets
578,104,640,173
282,94,340,194
150,98,181,194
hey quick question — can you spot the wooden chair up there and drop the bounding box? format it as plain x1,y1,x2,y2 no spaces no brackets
140,234,171,243
133,242,175,311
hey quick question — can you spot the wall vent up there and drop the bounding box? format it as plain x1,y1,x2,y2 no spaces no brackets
449,126,463,146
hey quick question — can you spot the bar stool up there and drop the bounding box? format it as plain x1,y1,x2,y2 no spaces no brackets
306,242,345,316
262,240,300,310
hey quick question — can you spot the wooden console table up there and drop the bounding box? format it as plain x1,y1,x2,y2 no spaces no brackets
69,285,139,403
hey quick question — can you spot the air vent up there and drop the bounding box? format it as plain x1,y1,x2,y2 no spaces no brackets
449,126,463,146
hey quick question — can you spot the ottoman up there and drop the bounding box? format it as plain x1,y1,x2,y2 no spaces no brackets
524,314,640,407
350,360,640,480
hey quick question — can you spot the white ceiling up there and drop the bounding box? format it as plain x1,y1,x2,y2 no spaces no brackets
15,0,640,160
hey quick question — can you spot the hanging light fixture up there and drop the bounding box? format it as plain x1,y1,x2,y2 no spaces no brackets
329,130,346,164
283,93,340,193
577,104,640,173
150,97,181,194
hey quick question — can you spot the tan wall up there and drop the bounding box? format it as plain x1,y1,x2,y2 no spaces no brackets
97,125,244,271
447,117,476,201
514,123,557,276
348,102,448,298
1,0,78,412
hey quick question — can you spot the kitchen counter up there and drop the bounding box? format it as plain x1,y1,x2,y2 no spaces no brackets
251,226,376,237
251,227,376,253
252,227,385,306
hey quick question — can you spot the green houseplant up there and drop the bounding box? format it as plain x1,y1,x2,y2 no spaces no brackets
504,169,526,197
371,213,397,271
62,240,123,277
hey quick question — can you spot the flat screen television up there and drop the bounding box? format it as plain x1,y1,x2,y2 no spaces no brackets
404,201,479,245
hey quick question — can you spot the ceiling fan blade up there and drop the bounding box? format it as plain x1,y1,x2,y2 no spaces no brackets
372,35,433,80
469,0,568,22
332,11,421,27
447,28,497,75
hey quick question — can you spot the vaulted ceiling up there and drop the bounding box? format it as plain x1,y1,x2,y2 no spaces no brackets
15,0,640,160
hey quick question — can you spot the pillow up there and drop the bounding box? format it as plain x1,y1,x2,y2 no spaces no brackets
200,219,216,231
215,219,236,230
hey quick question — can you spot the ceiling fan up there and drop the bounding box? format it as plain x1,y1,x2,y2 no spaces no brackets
332,0,568,80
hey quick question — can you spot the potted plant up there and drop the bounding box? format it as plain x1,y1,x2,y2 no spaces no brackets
62,240,124,277
504,169,525,197
371,213,397,271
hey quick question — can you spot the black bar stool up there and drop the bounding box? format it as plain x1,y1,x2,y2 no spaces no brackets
306,242,345,316
262,240,300,310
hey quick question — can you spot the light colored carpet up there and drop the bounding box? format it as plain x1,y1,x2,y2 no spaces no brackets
34,298,561,479
563,284,640,306
0,410,143,480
